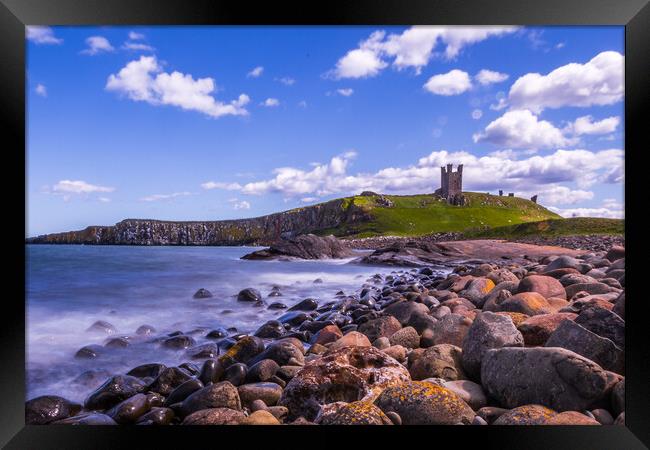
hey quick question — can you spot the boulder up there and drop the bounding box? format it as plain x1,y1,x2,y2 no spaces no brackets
517,275,566,300
179,381,241,417
357,316,402,342
240,410,281,425
545,411,600,425
382,301,430,326
25,396,82,425
193,288,213,299
288,298,319,311
574,306,625,349
237,288,262,302
136,407,175,425
311,324,343,345
566,282,616,299
388,326,420,349
147,367,193,396
443,380,487,410
84,375,148,410
105,393,150,424
52,412,117,425
238,382,284,408
242,234,354,260
481,347,621,412
408,344,465,381
181,408,245,425
278,346,410,421
430,313,472,347
545,319,624,374
461,311,524,380
246,359,280,383
315,401,392,425
247,339,305,367
218,335,266,366
605,246,625,262
497,292,553,316
517,313,578,346
329,331,371,351
374,381,475,425
492,405,557,425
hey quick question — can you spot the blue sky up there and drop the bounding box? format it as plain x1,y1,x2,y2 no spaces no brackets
27,26,624,236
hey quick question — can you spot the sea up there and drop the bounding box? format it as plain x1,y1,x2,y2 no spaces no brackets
25,244,418,403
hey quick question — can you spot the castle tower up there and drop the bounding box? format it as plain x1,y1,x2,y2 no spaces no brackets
440,163,463,200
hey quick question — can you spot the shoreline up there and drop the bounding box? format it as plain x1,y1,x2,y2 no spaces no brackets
26,241,625,425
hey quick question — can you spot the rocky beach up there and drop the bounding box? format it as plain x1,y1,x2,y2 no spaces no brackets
25,236,626,426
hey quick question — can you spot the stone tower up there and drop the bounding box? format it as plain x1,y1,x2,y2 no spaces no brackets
440,163,463,200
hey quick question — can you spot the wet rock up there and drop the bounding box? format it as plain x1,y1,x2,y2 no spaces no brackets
517,275,566,300
237,288,262,302
316,401,392,425
493,405,557,425
127,363,167,379
408,344,465,381
278,311,310,327
545,319,624,374
430,313,472,347
104,337,130,348
481,347,621,411
329,331,371,351
254,320,285,339
162,335,196,350
388,326,420,349
25,396,82,425
136,407,175,425
242,234,354,260
147,367,193,396
442,380,487,410
181,407,245,425
247,359,280,382
136,324,156,335
357,316,402,342
289,298,319,311
574,306,625,349
193,288,213,299
461,311,524,380
240,409,281,425
73,369,112,389
186,343,219,359
164,379,204,406
279,346,410,421
238,382,284,408
374,381,474,425
218,335,266,366
383,300,430,326
179,381,241,417
223,363,248,386
517,313,578,346
199,359,224,385
52,412,117,425
84,375,148,410
498,292,553,316
86,320,117,334
268,302,287,309
206,328,228,339
74,344,103,359
248,339,305,367
476,406,509,424
106,393,150,424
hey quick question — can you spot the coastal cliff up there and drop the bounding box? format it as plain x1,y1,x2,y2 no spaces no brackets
26,198,371,246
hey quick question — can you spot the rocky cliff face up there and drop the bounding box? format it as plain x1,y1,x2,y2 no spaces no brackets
26,198,371,246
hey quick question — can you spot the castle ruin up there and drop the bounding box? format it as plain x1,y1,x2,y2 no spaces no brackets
437,164,466,205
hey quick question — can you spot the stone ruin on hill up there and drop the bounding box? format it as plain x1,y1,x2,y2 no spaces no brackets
435,163,466,206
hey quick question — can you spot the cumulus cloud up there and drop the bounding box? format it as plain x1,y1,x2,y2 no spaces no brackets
128,31,145,40
329,26,518,79
229,199,251,210
26,26,63,45
35,84,47,97
202,148,622,206
475,69,509,85
81,36,115,55
140,191,192,202
277,77,296,86
473,109,577,150
261,98,280,107
508,51,624,113
49,180,115,201
337,88,354,97
123,41,155,52
98,197,111,203
549,198,624,219
565,115,620,136
247,66,264,78
106,56,250,118
201,181,243,190
424,70,472,96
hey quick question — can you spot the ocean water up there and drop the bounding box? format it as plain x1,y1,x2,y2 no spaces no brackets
25,244,405,403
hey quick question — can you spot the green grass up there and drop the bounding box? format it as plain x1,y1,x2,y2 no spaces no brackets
316,192,562,238
462,217,624,239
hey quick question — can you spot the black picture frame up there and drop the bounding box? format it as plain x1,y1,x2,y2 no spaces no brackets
2,0,648,448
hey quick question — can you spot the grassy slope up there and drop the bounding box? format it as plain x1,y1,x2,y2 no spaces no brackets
317,192,563,238
462,217,624,239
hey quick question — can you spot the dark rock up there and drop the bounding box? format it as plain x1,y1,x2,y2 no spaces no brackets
218,335,265,366
461,311,524,380
358,316,402,342
238,382,284,408
147,367,193,396
127,363,167,379
242,234,354,260
289,298,319,311
206,328,228,339
135,324,156,335
181,407,245,425
186,343,219,359
178,362,200,376
248,339,305,367
52,412,117,425
74,344,103,359
268,302,287,310
254,320,285,339
86,320,117,334
84,375,148,410
247,359,280,382
574,306,625,349
408,344,465,381
25,396,82,425
517,313,578,346
162,335,196,350
315,401,392,425
492,405,558,425
374,381,475,425
237,288,262,302
612,378,625,415
164,379,204,406
517,275,566,299
481,347,621,411
179,381,241,417
193,288,213,299
278,311,310,327
545,319,624,374
136,407,175,425
104,337,130,348
106,393,150,424
223,363,248,386
199,359,224,385
388,326,420,349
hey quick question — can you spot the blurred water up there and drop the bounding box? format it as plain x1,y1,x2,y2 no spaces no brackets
25,244,397,402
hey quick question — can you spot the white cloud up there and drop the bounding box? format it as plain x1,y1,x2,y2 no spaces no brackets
26,26,63,45
106,56,250,118
549,198,624,219
81,36,115,55
231,200,251,210
298,100,308,108
247,66,264,78
301,197,318,203
202,148,622,204
261,98,280,107
35,84,47,97
337,88,354,97
277,77,295,86
471,109,482,120
508,51,624,113
98,197,111,203
473,109,576,150
129,31,145,40
565,115,620,136
475,69,509,85
329,26,518,79
201,181,243,190
52,180,115,195
140,191,192,202
424,70,472,96
122,42,155,52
